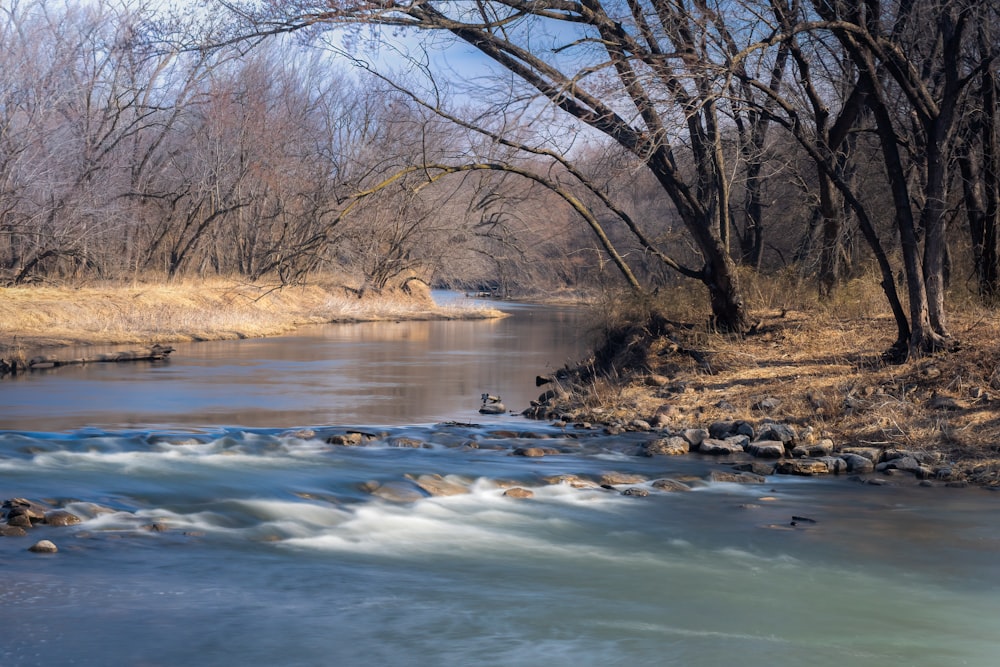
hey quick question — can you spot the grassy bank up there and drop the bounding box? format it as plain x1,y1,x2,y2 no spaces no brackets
541,276,1000,486
0,278,503,354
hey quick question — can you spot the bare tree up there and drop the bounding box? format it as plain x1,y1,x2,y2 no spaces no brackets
215,0,808,331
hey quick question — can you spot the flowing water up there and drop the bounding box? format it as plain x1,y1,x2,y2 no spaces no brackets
1,295,998,666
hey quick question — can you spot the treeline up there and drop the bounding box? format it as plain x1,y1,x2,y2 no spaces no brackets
0,0,600,293
216,0,1000,356
4,0,1000,356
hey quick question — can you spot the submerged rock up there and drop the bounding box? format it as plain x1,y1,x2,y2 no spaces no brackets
699,438,746,455
362,480,426,503
542,474,599,489
387,437,428,449
512,446,559,457
326,432,370,446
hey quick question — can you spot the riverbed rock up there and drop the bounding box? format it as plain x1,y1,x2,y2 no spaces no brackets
479,402,506,415
362,480,426,503
28,540,58,553
621,487,649,497
791,439,835,458
626,419,651,432
733,461,777,476
599,472,647,486
3,498,49,522
44,510,82,527
387,437,428,449
503,487,534,499
642,436,689,457
877,456,923,474
710,471,766,484
699,438,746,455
408,474,469,497
7,512,34,528
708,420,754,440
840,447,881,462
326,432,370,446
651,478,692,492
0,524,27,537
776,458,832,475
757,422,797,445
542,474,599,489
281,429,316,440
746,440,786,458
683,428,709,448
842,453,875,474
513,446,559,457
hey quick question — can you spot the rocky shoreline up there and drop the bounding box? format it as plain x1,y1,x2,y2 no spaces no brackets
523,387,995,488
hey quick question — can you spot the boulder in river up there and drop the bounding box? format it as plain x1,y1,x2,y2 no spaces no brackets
326,432,371,446
503,487,534,499
362,480,426,503
776,458,833,476
44,510,82,526
699,438,746,455
651,478,692,492
746,440,786,458
28,540,58,553
599,472,647,486
643,436,689,456
710,471,766,485
408,474,469,497
479,402,506,415
3,498,50,522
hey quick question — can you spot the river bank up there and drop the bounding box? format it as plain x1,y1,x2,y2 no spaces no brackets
0,278,503,356
524,304,1000,489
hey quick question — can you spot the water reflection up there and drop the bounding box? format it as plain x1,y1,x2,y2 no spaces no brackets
0,299,593,431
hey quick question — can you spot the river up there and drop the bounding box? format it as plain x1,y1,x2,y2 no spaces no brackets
1,295,998,666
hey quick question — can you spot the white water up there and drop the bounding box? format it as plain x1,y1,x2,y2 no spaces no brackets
1,298,999,666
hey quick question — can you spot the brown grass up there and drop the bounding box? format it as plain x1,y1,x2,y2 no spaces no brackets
0,278,503,354
554,275,1000,485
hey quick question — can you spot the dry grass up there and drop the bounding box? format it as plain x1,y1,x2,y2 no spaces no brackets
555,277,1000,485
0,278,503,354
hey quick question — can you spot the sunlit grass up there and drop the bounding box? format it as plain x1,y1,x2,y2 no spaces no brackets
0,278,503,351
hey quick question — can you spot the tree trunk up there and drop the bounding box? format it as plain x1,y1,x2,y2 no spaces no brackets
816,168,841,298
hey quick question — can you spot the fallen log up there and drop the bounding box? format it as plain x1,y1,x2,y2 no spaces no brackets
1,344,174,377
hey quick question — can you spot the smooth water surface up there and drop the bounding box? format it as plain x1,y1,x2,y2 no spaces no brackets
1,296,998,667
0,296,589,431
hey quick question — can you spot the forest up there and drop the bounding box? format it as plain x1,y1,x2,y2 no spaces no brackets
1,0,998,358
